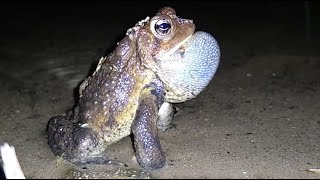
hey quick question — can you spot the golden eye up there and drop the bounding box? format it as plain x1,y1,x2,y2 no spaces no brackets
154,19,172,36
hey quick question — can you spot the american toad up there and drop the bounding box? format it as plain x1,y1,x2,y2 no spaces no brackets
47,7,220,170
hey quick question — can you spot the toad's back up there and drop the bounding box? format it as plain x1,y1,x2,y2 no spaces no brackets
76,52,155,145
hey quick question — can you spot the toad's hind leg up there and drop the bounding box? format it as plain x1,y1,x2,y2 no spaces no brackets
47,115,122,166
47,115,99,160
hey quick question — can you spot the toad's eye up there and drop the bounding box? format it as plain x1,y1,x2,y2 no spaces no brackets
154,19,172,36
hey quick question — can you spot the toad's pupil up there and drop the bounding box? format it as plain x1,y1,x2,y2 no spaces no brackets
159,23,171,30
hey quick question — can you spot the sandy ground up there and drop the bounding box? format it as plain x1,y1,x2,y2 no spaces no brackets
0,1,320,179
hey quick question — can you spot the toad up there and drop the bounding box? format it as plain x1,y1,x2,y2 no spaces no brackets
47,7,220,170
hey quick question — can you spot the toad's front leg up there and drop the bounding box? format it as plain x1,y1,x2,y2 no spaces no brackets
131,83,166,170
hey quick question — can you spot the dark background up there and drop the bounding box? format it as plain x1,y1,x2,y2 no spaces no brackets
1,1,320,60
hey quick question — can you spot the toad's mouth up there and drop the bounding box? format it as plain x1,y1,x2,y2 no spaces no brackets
153,31,221,102
155,34,193,60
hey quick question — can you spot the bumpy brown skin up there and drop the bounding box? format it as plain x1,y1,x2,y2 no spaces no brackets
47,7,195,170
